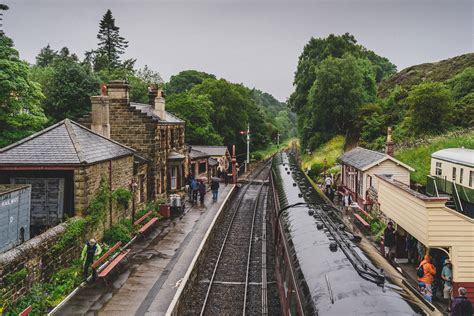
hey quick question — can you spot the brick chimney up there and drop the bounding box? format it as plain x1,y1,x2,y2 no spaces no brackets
385,126,394,156
107,80,129,101
90,94,110,138
148,85,166,120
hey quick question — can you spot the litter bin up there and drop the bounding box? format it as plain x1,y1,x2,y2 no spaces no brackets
160,204,171,218
169,194,185,215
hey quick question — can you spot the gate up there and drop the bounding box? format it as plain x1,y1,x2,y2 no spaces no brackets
11,178,64,227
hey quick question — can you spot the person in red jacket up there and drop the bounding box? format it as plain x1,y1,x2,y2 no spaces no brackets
418,255,436,302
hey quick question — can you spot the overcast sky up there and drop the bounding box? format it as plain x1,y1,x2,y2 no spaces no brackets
3,0,473,101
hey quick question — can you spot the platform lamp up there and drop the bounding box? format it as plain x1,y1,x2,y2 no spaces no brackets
130,178,138,223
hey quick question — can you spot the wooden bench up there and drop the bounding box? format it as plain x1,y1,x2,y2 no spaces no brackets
92,241,122,269
133,211,152,226
97,249,131,279
353,213,370,231
138,217,159,235
356,207,372,220
18,306,32,316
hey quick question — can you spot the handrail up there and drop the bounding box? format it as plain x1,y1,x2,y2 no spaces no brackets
453,183,464,213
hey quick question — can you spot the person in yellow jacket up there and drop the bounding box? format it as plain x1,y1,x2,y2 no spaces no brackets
81,238,102,281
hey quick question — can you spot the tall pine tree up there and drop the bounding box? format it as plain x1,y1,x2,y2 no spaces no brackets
88,9,133,71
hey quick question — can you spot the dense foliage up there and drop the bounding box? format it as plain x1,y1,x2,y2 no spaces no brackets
0,35,47,147
165,70,295,156
289,33,396,150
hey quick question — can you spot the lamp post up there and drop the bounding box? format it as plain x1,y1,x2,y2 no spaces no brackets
130,179,138,223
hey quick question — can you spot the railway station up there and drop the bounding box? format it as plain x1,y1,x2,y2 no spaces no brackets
1,4,473,315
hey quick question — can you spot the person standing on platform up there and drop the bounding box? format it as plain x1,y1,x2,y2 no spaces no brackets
211,178,220,202
383,222,396,260
451,287,472,316
191,178,199,203
81,238,102,281
406,235,416,264
325,175,333,191
417,255,436,302
198,180,206,204
441,259,453,310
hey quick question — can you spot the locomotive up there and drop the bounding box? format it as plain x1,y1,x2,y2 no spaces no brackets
269,152,436,315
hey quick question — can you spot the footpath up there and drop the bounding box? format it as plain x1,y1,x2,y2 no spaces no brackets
56,184,234,316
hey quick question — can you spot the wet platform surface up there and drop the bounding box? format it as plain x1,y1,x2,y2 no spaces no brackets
56,184,234,316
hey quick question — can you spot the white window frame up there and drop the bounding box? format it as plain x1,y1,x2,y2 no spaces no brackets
435,162,442,176
171,167,177,190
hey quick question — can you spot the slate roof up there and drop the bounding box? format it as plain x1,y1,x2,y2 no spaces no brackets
168,151,185,160
130,102,184,124
432,148,474,167
0,119,135,165
191,146,229,157
189,149,210,159
337,147,414,171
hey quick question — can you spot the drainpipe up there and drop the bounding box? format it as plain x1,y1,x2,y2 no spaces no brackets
109,160,113,228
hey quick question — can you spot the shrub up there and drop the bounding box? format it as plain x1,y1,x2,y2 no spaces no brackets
103,224,131,245
112,187,132,210
4,268,27,286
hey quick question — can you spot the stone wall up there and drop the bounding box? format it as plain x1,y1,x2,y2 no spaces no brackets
73,155,134,219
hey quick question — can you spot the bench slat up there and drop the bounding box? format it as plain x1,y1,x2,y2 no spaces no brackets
353,213,370,227
134,211,153,226
138,217,158,234
92,241,122,269
18,306,32,316
98,249,131,278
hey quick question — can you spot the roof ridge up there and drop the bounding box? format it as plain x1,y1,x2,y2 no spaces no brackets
355,146,385,156
0,119,66,153
64,119,87,163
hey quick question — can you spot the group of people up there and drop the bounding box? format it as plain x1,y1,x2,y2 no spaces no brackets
187,174,221,204
384,222,472,314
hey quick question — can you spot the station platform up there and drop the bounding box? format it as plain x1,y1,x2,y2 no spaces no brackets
55,184,235,316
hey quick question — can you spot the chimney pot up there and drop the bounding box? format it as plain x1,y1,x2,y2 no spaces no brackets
385,127,394,156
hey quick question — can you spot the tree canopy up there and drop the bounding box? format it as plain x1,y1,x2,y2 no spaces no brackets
0,35,47,147
289,33,396,150
165,70,216,96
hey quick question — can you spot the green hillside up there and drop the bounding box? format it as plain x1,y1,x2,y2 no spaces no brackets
394,130,474,185
378,53,474,98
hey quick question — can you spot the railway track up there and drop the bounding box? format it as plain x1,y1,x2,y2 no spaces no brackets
182,159,272,315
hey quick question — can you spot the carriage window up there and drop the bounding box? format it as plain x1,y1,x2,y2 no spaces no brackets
435,162,442,176
470,171,473,187
452,167,456,182
460,168,463,184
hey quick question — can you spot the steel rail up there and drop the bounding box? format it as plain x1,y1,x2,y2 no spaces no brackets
200,159,272,316
242,173,267,315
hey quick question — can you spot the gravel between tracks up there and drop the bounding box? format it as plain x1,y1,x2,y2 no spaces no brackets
181,162,279,315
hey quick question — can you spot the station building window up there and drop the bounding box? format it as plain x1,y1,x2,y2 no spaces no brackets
435,162,442,176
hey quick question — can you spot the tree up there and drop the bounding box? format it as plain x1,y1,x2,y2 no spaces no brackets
39,59,100,122
87,9,133,71
35,44,57,67
165,70,216,96
0,35,47,147
406,82,453,136
303,54,376,149
288,33,395,114
166,92,223,145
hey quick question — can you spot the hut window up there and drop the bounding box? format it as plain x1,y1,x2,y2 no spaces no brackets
460,168,464,184
452,167,457,182
435,162,442,176
171,167,177,190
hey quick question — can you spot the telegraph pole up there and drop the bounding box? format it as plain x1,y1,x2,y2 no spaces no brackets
246,123,250,173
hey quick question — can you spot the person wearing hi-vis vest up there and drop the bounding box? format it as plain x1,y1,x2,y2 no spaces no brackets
81,238,102,281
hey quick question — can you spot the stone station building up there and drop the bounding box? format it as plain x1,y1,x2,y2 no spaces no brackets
82,81,188,199
0,119,136,235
